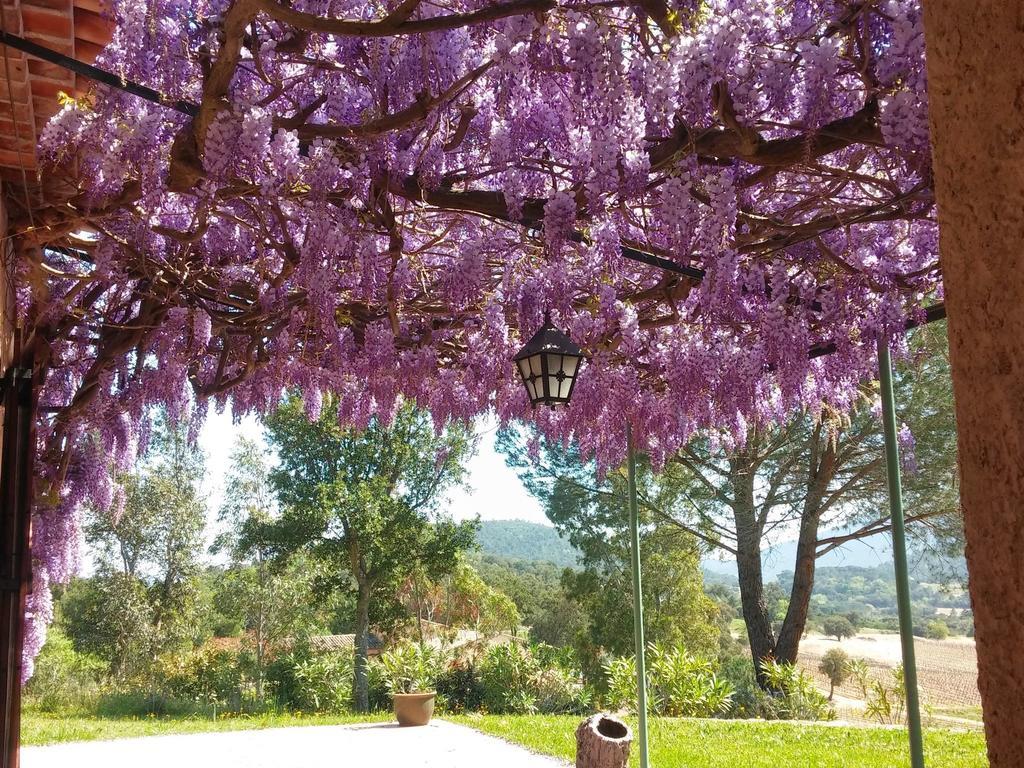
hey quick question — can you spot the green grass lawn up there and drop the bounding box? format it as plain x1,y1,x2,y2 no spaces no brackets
452,714,989,768
21,710,392,746
23,709,988,767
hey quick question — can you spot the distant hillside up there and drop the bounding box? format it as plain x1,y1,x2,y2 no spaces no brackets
704,558,971,631
475,520,579,568
703,535,965,582
703,535,894,581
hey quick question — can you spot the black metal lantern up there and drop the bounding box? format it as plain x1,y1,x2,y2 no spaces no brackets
513,313,585,407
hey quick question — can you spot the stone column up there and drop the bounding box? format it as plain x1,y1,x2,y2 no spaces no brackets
921,4,1024,766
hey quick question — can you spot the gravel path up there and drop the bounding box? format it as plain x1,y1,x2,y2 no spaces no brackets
21,720,569,768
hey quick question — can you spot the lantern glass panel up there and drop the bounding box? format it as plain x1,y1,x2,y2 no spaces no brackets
558,376,572,399
529,354,542,377
517,358,531,381
545,352,562,376
563,355,579,377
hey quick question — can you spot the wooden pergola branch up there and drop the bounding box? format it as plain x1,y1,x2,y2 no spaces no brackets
250,0,555,37
292,61,493,139
649,99,882,173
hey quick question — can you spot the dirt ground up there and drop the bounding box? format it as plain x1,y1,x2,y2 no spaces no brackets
798,632,982,727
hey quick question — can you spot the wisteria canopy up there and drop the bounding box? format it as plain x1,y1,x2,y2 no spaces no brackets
13,0,936,673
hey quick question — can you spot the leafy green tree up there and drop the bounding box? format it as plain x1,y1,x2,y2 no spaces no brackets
472,555,584,647
401,559,521,640
141,419,209,649
212,437,323,700
69,414,208,674
560,525,720,662
818,648,850,700
925,619,950,640
822,615,856,642
262,395,477,711
448,561,520,636
59,575,153,678
499,323,959,686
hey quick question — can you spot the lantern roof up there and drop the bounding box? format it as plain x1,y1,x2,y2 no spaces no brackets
514,316,584,362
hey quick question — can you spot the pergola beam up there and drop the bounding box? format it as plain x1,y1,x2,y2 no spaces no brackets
0,30,197,116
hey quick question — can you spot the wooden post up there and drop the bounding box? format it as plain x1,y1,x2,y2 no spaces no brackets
576,714,632,768
0,181,30,768
0,349,35,768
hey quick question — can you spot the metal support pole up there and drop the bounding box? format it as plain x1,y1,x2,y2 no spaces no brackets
625,423,650,768
877,338,925,768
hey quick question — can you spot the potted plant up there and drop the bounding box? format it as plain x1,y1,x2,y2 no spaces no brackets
379,642,441,726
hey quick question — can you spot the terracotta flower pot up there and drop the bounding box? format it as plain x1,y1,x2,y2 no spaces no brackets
392,691,436,726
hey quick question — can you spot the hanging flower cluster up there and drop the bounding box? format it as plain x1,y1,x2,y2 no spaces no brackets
15,0,938,675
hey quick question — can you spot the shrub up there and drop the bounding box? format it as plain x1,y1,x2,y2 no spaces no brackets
156,646,243,709
822,616,856,642
603,655,638,713
530,642,578,673
23,628,107,713
647,644,733,718
817,648,850,700
717,657,755,717
267,650,353,712
435,662,484,713
532,666,592,715
722,657,834,722
377,642,445,694
480,643,539,714
845,658,871,698
865,664,907,725
760,659,835,721
925,620,950,640
604,645,733,718
291,653,353,712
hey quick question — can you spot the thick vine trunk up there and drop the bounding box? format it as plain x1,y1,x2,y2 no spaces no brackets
921,4,1024,765
353,580,371,712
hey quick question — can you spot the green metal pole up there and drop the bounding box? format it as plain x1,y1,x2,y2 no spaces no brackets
878,338,925,768
626,423,650,768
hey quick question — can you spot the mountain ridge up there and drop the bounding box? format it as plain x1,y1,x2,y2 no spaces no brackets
474,519,579,568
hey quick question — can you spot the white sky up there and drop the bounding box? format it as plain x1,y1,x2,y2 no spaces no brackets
196,409,549,531
82,408,892,578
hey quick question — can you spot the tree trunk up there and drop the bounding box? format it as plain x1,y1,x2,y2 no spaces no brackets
731,457,775,684
575,714,631,768
353,580,371,712
775,434,836,664
413,571,424,645
255,607,265,702
922,4,1024,765
773,512,818,665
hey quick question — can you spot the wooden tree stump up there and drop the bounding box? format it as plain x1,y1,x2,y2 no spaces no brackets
575,713,632,768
